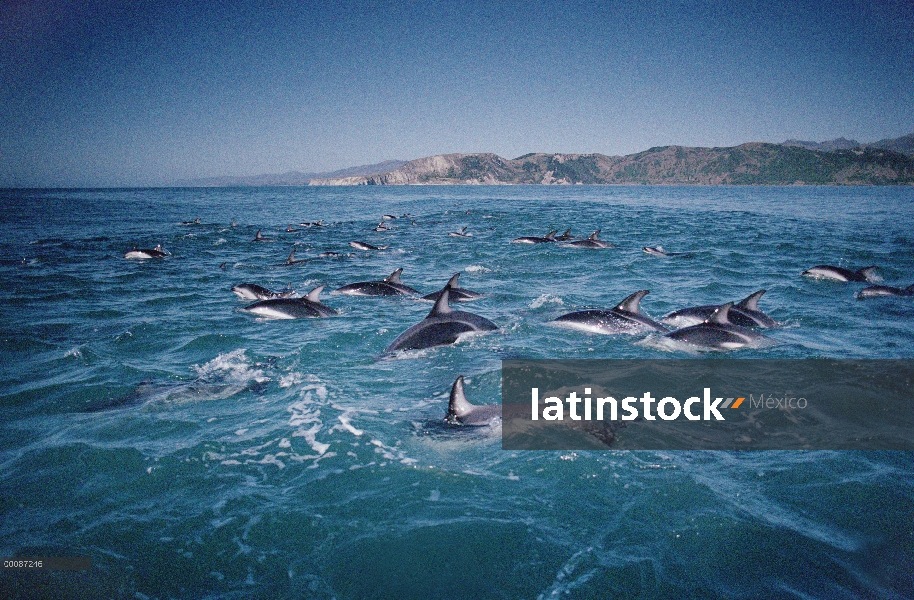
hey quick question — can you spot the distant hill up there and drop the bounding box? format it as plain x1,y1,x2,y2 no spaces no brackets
175,160,408,187
867,133,914,157
310,141,914,186
782,137,861,152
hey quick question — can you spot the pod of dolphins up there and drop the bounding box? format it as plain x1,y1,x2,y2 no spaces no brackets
124,217,910,429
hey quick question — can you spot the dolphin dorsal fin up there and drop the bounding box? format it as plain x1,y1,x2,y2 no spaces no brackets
615,290,649,314
707,302,734,325
460,226,467,233
857,266,878,281
562,228,571,236
545,230,557,240
445,273,460,288
736,289,766,311
384,268,403,284
287,248,296,262
589,230,600,240
429,287,453,317
447,375,475,418
305,285,325,302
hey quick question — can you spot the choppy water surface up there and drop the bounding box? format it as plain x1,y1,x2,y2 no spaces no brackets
1,186,913,598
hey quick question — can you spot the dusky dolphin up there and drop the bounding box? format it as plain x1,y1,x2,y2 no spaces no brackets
802,265,878,282
279,247,307,266
349,241,389,251
334,268,420,296
664,303,771,351
857,284,914,298
662,290,777,328
564,230,613,249
444,376,500,426
422,273,484,302
374,221,390,232
384,288,497,353
286,225,298,232
553,290,668,335
124,244,167,259
555,228,574,241
231,283,294,300
643,245,690,257
240,285,337,319
253,229,273,242
182,218,200,225
511,230,558,244
449,226,472,238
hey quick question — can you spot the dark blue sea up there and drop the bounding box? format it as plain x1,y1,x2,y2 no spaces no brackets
1,185,913,598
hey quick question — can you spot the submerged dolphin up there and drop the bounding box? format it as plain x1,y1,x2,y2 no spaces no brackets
564,230,613,249
511,230,558,244
124,244,167,259
422,273,484,302
444,376,500,426
555,228,574,241
449,226,472,238
279,247,307,266
349,241,389,251
643,245,690,257
857,284,914,298
231,283,294,300
253,229,273,242
662,290,777,328
240,286,337,319
802,265,878,282
384,289,497,353
334,268,420,296
664,303,771,351
553,290,668,335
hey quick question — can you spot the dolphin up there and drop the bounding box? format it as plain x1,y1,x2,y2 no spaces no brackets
662,290,777,328
642,245,691,257
555,228,574,241
857,284,914,299
449,226,472,238
253,229,273,242
802,265,878,282
182,217,200,225
334,268,420,296
382,214,397,220
444,376,500,426
511,230,558,244
384,288,498,353
664,303,771,351
349,241,389,251
564,230,613,249
286,224,298,232
231,283,294,300
279,247,307,266
553,290,668,334
240,285,337,319
124,244,167,259
374,221,390,232
422,273,484,302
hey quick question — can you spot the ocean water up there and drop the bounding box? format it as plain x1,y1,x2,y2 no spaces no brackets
1,185,913,599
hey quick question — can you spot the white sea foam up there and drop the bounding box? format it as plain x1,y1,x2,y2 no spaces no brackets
194,349,268,384
530,294,563,309
465,264,491,273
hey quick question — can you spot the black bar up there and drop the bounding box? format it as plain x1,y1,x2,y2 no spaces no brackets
2,557,91,570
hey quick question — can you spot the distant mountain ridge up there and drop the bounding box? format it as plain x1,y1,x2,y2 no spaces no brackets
175,160,408,187
309,135,914,186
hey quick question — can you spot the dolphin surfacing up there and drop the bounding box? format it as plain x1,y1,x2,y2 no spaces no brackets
662,290,777,328
384,289,497,353
240,286,337,319
802,265,878,282
444,375,501,426
334,268,420,296
422,273,484,302
664,303,772,351
553,290,668,335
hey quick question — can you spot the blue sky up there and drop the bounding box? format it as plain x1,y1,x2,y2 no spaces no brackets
2,0,912,187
